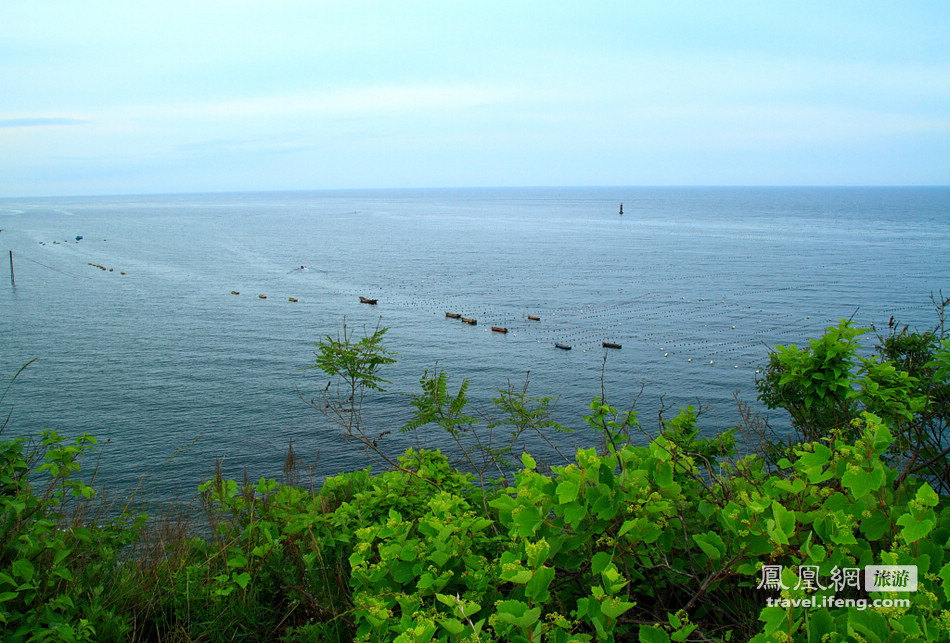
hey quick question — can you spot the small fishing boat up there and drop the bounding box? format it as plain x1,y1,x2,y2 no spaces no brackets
491,326,508,333
462,317,477,325
445,312,461,319
359,296,378,305
288,297,298,302
527,315,540,321
231,291,240,295
555,343,572,350
258,294,267,299
602,342,622,349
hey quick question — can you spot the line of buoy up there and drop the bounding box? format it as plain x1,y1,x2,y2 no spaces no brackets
225,289,766,369
232,291,305,301
87,262,122,273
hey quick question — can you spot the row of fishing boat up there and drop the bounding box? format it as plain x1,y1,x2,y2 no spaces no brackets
234,291,625,351
444,310,622,351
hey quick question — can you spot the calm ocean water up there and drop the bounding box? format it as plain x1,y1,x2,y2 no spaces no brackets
1,187,947,506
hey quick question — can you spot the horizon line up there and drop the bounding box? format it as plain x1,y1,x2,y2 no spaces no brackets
3,184,948,200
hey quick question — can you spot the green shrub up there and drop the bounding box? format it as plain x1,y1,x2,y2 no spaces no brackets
4,310,949,641
757,315,950,494
0,431,145,642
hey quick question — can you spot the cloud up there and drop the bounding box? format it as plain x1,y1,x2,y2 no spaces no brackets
118,83,525,124
0,117,87,128
179,137,321,157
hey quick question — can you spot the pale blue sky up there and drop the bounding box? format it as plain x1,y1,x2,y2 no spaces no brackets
2,1,948,196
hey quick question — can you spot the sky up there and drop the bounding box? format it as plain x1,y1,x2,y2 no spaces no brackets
2,1,948,197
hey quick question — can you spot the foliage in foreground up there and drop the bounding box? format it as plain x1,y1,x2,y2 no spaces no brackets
1,313,949,641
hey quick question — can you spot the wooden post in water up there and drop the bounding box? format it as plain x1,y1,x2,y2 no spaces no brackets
8,250,14,286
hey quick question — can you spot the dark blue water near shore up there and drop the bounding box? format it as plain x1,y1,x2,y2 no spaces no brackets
1,187,947,506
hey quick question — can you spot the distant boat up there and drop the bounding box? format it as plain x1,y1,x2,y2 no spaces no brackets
359,296,378,305
258,294,267,299
527,315,540,321
491,326,508,333
288,297,298,302
555,343,572,350
603,342,622,349
619,203,623,215
445,312,461,319
231,290,240,295
462,317,477,325
75,235,83,241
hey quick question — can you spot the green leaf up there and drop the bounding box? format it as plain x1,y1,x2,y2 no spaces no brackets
591,552,612,575
563,500,587,526
428,550,450,568
618,519,637,537
521,452,537,471
773,477,807,494
847,607,889,640
52,566,74,581
500,567,533,584
692,532,725,561
671,623,698,642
227,553,248,569
768,501,795,545
601,597,636,619
233,571,251,589
807,608,834,641
842,465,885,497
11,559,34,583
52,547,72,566
435,593,457,608
860,511,890,541
654,460,674,487
513,505,542,537
417,572,435,590
639,625,671,643
915,483,939,508
495,599,541,628
938,561,950,601
440,618,465,635
639,523,663,544
526,566,555,602
896,514,934,544
556,479,580,504
459,601,481,619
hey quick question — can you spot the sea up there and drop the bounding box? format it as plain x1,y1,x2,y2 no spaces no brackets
1,187,947,509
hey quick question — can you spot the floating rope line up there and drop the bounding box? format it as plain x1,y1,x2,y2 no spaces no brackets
14,253,92,279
